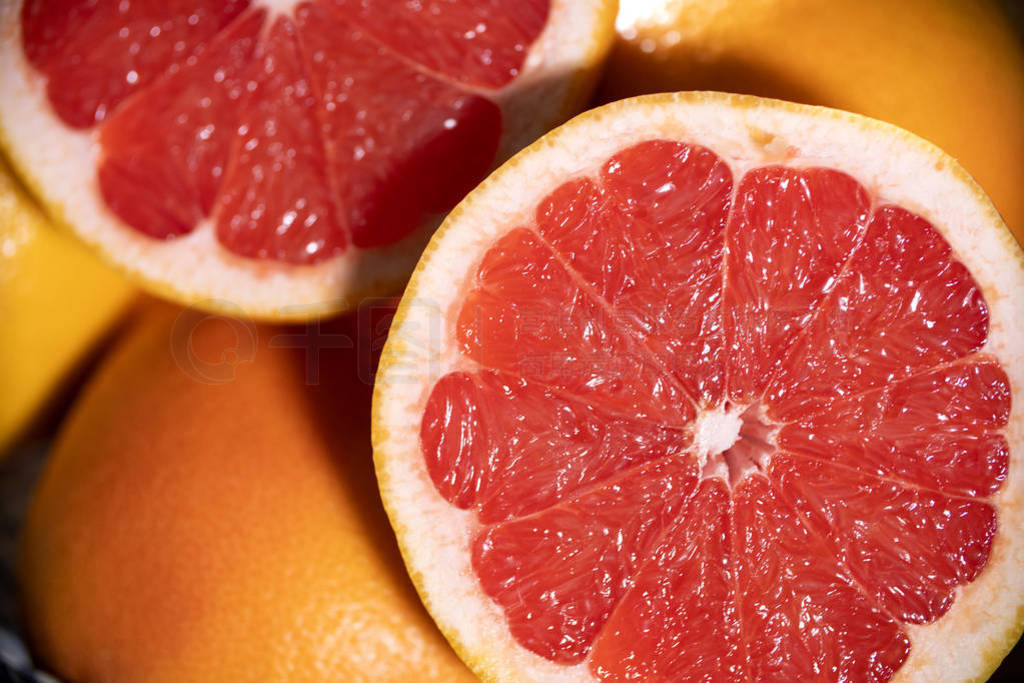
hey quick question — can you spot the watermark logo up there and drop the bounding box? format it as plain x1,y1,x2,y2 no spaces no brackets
170,305,258,385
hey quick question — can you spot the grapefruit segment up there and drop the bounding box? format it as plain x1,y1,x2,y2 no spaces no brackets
328,0,549,88
771,454,997,624
294,2,501,249
21,0,250,128
214,13,348,262
767,206,989,421
733,475,910,682
421,370,692,524
375,94,1024,681
777,359,1011,497
97,9,263,241
473,457,698,664
724,166,870,405
96,3,506,262
0,0,615,316
589,478,746,681
457,227,695,424
538,141,733,406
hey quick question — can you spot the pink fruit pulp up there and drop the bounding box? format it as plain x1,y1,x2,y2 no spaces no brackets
421,140,1008,680
22,0,549,263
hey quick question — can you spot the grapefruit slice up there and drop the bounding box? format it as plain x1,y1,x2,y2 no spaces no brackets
0,0,614,319
374,93,1024,681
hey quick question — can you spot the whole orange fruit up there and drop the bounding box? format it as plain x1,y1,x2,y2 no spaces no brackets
18,303,475,683
599,0,1024,244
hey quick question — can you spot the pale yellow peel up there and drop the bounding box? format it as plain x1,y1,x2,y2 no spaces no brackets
0,161,135,453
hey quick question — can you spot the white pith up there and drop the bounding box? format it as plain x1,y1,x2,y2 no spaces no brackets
253,0,296,18
0,0,615,319
693,406,743,464
374,93,1024,682
694,403,777,485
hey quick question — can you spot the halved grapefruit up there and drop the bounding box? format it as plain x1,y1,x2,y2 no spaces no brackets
0,0,615,319
374,92,1024,681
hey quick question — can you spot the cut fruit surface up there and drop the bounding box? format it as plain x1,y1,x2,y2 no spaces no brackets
374,93,1024,682
0,0,615,318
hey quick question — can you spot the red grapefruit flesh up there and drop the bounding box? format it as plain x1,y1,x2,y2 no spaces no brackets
1,0,616,316
20,0,535,263
386,97,1022,681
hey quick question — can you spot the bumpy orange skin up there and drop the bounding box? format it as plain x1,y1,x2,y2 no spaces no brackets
599,0,1024,244
19,304,475,683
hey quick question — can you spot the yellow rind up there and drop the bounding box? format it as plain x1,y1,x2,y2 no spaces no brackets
0,158,135,452
373,91,1024,681
18,304,476,682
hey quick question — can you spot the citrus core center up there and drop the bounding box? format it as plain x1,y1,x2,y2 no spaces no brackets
254,0,297,17
693,408,744,461
694,404,776,485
